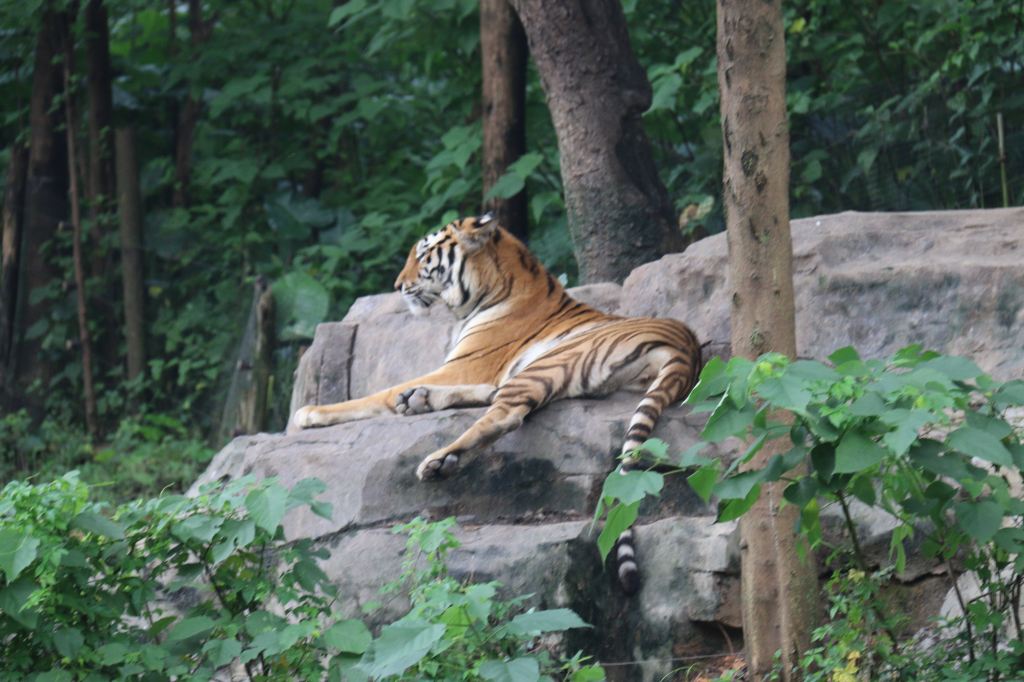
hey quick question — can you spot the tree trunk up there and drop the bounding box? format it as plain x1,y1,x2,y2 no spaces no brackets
115,128,146,381
64,35,99,436
0,145,28,405
85,0,115,222
15,8,69,407
508,0,684,283
716,0,817,677
172,0,211,208
217,278,275,443
480,0,528,241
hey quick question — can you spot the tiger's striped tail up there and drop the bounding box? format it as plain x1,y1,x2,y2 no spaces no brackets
614,350,701,595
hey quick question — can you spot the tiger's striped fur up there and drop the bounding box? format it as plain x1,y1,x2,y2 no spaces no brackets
292,213,701,593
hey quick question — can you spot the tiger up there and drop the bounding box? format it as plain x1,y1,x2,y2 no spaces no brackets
291,213,702,593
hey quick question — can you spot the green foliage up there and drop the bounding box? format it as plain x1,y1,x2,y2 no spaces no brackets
352,516,602,681
597,345,1024,678
0,475,602,680
0,472,338,680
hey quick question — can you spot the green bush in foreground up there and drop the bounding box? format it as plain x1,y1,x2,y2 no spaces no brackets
596,345,1024,681
0,473,601,681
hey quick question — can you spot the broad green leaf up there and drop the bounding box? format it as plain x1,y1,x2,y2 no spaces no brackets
272,271,329,341
637,438,669,461
834,430,887,473
784,477,819,507
328,0,368,26
713,471,761,500
245,483,288,534
828,346,860,365
479,657,541,682
994,380,1024,407
718,483,761,522
571,666,607,682
685,356,728,404
357,621,446,677
506,608,589,635
810,443,835,480
203,638,242,668
0,530,39,582
701,400,755,443
786,359,840,381
849,391,886,416
71,510,125,539
918,355,984,381
53,627,84,659
601,470,663,505
687,464,719,503
0,576,38,627
168,616,217,642
323,619,372,654
881,409,931,455
946,426,1013,466
96,642,129,665
756,375,812,412
597,501,639,564
954,500,1003,542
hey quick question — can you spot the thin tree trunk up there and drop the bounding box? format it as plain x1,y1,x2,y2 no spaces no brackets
218,278,274,443
16,8,69,407
716,0,816,677
64,41,99,436
0,145,28,405
480,0,528,241
508,0,685,283
85,0,115,223
173,0,212,208
115,128,145,381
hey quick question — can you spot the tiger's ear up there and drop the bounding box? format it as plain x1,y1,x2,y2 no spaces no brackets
452,213,498,253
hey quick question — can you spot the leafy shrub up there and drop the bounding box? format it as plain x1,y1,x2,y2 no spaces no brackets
598,345,1024,680
0,474,603,680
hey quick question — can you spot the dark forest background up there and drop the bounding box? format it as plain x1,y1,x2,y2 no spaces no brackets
0,0,1021,500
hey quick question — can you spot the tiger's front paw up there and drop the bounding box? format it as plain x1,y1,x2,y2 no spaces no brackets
416,450,461,481
395,387,433,415
290,405,325,431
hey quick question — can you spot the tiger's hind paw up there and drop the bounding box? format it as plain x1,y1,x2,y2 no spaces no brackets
416,451,461,481
396,387,432,415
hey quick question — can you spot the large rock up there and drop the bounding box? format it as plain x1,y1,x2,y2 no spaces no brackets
197,208,1024,681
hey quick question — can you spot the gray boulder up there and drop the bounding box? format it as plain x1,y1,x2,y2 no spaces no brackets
196,208,1024,681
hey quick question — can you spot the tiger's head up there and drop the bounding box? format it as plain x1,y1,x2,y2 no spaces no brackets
394,212,501,318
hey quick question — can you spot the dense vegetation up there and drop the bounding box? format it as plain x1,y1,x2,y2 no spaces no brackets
598,346,1024,680
1,2,1021,500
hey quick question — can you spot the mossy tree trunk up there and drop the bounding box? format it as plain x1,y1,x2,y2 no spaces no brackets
716,0,817,677
509,0,685,283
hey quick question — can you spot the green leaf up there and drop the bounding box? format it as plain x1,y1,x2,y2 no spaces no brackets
994,380,1024,407
71,510,125,539
784,477,819,507
203,638,242,668
946,426,1013,466
834,430,887,473
323,619,372,654
881,409,931,455
786,360,840,381
637,438,669,461
53,627,84,659
245,483,288,534
713,471,761,500
273,271,329,341
828,346,861,365
687,465,719,503
954,500,1003,542
718,483,761,522
0,576,38,627
0,530,39,582
597,501,639,564
601,469,663,505
756,375,812,413
685,356,728,404
328,0,368,26
506,608,589,635
96,642,129,665
480,657,541,682
857,147,878,175
917,356,984,381
810,443,835,480
357,621,446,678
849,391,886,416
168,616,217,642
701,400,755,443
